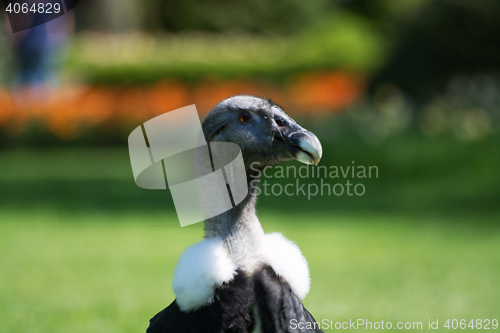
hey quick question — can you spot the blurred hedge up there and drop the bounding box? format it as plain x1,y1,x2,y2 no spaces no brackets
66,13,386,85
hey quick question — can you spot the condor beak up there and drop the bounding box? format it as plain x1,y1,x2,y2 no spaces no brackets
274,130,323,165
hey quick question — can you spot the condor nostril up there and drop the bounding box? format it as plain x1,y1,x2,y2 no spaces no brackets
275,118,285,127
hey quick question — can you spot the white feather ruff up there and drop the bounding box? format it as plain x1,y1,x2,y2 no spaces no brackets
262,232,310,299
172,237,237,312
172,233,310,312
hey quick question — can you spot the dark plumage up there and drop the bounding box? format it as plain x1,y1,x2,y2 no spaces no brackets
148,266,320,333
147,96,323,333
148,270,256,333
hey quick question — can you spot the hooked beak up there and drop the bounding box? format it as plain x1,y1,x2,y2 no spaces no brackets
274,129,323,165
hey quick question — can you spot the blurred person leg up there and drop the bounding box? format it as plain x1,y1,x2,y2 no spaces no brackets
11,4,74,96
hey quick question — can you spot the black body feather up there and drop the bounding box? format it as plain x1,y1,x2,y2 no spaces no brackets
146,266,323,333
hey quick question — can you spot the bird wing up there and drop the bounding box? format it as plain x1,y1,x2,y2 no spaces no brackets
254,265,324,333
146,270,255,333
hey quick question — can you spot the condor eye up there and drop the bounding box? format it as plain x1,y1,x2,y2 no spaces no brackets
238,111,252,123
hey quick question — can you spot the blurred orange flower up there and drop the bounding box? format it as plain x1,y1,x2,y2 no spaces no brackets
288,71,365,113
0,71,365,141
0,88,15,126
193,79,263,114
148,80,190,117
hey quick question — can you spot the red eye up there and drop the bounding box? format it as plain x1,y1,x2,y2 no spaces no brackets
239,111,252,123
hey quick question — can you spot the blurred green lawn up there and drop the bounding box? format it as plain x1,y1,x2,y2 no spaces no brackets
0,137,499,333
1,211,499,333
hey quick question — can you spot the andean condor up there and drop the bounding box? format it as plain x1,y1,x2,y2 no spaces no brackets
147,95,324,333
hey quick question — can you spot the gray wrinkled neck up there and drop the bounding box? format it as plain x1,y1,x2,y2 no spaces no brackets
204,185,264,272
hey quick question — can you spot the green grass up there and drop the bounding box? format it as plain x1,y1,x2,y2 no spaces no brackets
1,210,499,333
0,139,498,332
